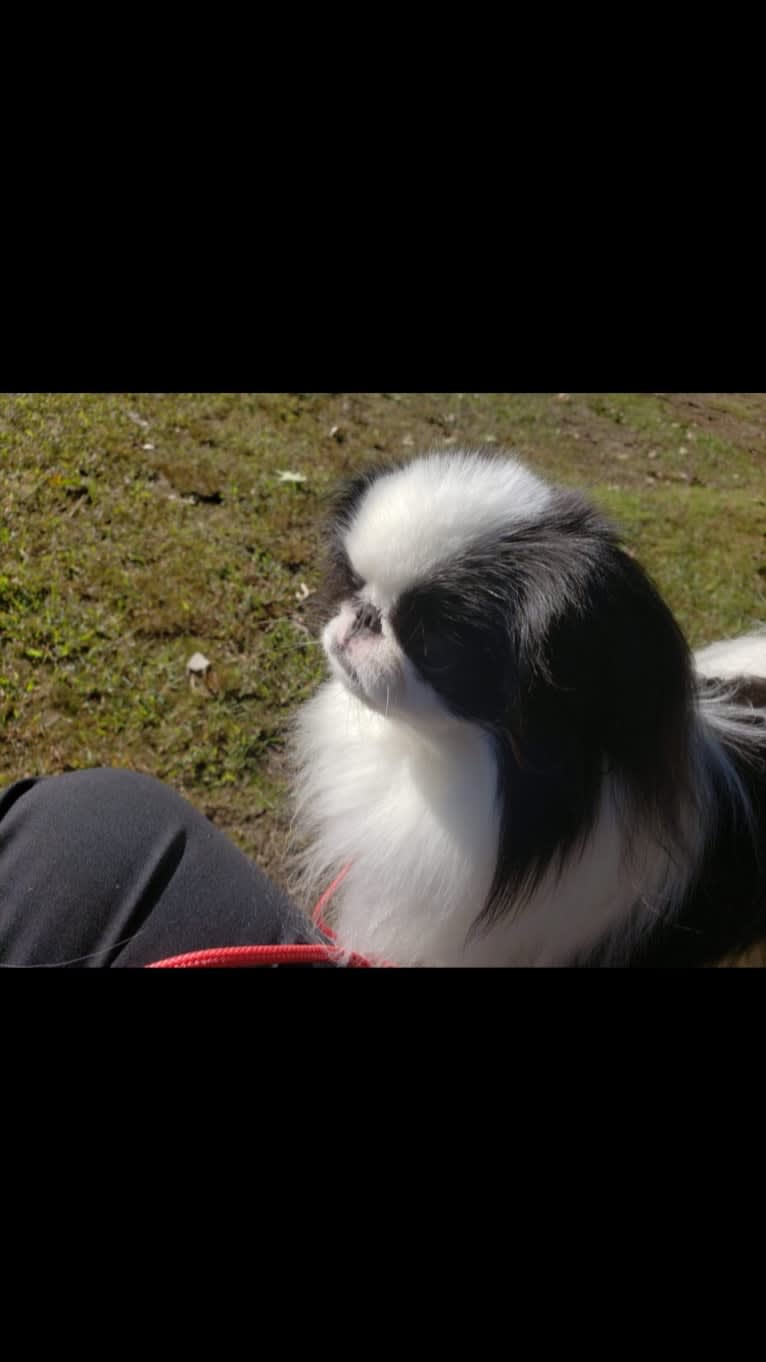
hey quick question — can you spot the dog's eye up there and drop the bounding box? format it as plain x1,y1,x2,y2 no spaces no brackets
393,589,455,670
396,615,456,674
413,630,456,673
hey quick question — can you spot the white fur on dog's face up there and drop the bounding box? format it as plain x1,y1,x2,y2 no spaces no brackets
322,600,444,719
345,452,552,605
321,451,552,719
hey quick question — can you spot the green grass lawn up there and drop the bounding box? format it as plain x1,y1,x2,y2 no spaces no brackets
2,392,765,886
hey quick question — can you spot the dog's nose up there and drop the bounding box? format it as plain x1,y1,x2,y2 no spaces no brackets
351,601,382,636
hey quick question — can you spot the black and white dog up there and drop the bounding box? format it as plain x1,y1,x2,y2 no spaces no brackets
291,449,766,966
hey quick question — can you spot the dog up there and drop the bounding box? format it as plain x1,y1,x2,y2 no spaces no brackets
291,449,766,966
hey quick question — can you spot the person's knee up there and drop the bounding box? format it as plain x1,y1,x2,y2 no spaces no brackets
0,766,317,966
0,768,198,965
12,767,200,844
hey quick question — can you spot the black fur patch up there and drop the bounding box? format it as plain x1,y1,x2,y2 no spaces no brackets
586,733,766,967
316,464,393,620
726,675,766,710
391,487,695,924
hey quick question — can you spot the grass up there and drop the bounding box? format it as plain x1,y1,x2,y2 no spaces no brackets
2,392,765,889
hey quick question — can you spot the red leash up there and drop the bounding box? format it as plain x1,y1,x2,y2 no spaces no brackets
311,863,351,935
146,865,392,968
146,942,373,968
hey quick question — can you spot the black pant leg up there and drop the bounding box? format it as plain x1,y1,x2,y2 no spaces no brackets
0,768,322,967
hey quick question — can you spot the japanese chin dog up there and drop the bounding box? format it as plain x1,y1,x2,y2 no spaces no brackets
290,449,766,966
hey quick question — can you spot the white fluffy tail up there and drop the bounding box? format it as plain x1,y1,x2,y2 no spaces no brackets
694,627,766,681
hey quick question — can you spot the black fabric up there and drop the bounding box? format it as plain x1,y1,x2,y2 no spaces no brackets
0,768,326,967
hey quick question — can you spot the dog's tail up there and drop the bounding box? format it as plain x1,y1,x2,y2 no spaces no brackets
694,627,766,683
